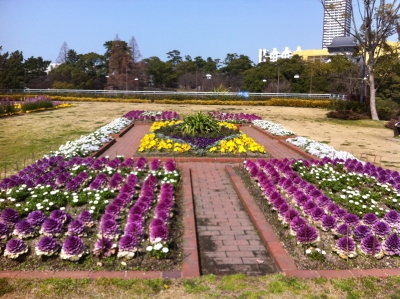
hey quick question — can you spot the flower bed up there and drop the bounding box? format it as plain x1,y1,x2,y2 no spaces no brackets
287,137,357,160
208,111,262,123
0,155,182,271
138,120,267,156
0,96,73,116
123,110,179,122
242,157,400,269
252,120,295,136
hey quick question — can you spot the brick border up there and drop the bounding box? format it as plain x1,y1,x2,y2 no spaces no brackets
0,164,200,280
225,165,400,279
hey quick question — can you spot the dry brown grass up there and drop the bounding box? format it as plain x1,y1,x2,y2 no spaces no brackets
1,101,398,177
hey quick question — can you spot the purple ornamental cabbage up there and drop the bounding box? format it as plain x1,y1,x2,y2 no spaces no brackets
0,222,11,240
155,210,170,223
334,237,357,259
362,213,379,226
35,236,59,256
353,225,372,241
4,238,28,259
382,233,400,256
100,213,116,226
310,207,326,222
27,210,46,227
372,221,391,238
127,214,143,225
333,208,347,220
150,159,161,171
303,200,317,215
40,218,63,237
78,210,94,227
149,221,168,243
321,215,337,231
359,235,383,258
60,236,87,261
98,219,120,240
290,216,307,235
0,208,20,226
50,210,68,224
124,222,144,240
284,209,299,224
297,225,319,244
384,210,400,227
164,159,176,172
13,220,35,239
105,203,123,218
343,213,360,227
335,223,351,236
93,237,117,257
67,220,86,237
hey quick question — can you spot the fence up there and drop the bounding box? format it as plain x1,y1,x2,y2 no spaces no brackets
0,89,346,100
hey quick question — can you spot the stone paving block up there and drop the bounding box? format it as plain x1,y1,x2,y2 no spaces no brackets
213,258,243,265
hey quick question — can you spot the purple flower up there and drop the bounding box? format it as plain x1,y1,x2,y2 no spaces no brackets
93,237,117,257
335,223,351,236
359,235,382,257
382,233,400,256
40,218,63,237
290,216,307,234
4,238,28,259
333,208,347,220
118,234,138,259
284,209,299,224
13,220,35,239
334,237,357,259
321,215,337,231
35,236,59,256
343,213,360,227
0,222,11,240
27,210,46,227
149,218,164,229
372,221,391,238
60,236,87,261
127,214,143,225
155,210,170,223
327,203,339,214
99,219,119,240
297,225,318,244
105,203,123,218
353,225,372,241
149,222,168,243
120,183,135,194
303,200,317,215
164,159,176,172
124,222,144,239
362,213,379,226
150,159,161,171
100,213,115,226
311,207,326,222
67,220,86,237
78,210,94,227
50,210,68,224
1,208,20,226
384,210,400,227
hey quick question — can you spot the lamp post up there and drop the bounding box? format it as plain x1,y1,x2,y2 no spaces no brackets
275,64,281,93
293,73,313,94
134,77,138,91
262,79,267,92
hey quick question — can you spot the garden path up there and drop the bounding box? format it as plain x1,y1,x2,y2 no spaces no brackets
99,123,306,275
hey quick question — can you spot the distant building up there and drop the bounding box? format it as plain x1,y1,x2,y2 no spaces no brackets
46,63,59,74
258,47,293,63
258,48,270,63
326,36,357,55
292,46,330,62
322,0,352,48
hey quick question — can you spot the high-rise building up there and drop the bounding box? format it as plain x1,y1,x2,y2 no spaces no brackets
322,0,352,48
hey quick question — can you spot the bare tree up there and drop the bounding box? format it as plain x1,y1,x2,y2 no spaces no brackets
128,36,142,63
56,42,69,64
320,0,400,120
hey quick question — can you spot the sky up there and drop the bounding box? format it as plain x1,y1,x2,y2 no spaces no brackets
1,0,394,65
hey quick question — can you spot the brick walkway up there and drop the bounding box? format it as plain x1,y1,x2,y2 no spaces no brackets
240,126,305,160
189,162,277,275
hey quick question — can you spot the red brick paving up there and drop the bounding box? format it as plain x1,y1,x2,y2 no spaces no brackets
2,122,399,280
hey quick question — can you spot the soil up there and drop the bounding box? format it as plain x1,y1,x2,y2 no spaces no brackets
235,167,400,271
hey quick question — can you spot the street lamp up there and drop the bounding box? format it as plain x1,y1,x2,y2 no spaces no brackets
293,73,312,94
274,64,280,93
134,77,138,91
262,79,267,92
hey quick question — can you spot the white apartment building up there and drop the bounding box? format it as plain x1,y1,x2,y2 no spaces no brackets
322,0,352,48
258,47,292,63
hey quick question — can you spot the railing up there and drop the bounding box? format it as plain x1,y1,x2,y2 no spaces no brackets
0,89,346,100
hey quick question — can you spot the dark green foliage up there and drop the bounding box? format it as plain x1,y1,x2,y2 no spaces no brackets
178,112,220,136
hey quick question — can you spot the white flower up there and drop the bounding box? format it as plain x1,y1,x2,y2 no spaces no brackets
146,246,153,252
162,247,169,253
15,203,21,207
305,249,312,254
60,207,65,211
154,243,163,250
322,250,326,255
0,199,4,202
49,202,54,206
155,237,162,243
73,199,78,203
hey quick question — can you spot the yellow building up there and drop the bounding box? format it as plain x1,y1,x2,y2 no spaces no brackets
292,46,330,62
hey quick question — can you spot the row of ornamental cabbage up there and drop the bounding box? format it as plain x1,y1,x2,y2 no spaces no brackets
245,157,400,259
0,155,179,262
